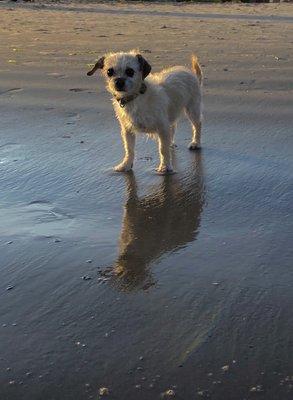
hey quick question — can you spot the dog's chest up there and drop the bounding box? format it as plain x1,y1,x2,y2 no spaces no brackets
128,112,148,132
117,104,154,133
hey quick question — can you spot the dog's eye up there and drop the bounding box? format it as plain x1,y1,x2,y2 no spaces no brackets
125,68,134,77
107,68,114,77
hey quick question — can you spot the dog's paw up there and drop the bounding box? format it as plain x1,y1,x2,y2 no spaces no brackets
188,142,201,151
114,162,133,172
155,165,175,175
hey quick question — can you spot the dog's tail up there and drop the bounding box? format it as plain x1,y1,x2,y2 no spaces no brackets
191,55,202,85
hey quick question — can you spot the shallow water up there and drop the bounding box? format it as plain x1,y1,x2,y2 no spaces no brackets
1,84,292,400
1,3,293,400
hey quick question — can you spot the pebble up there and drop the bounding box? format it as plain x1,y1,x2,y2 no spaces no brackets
99,387,109,396
221,365,229,372
82,275,92,280
250,385,263,392
162,389,175,397
6,286,14,291
197,390,210,397
86,259,92,263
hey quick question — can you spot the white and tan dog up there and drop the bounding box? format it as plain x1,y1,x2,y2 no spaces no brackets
87,50,202,174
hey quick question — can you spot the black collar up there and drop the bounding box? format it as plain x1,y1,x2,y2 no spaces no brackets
116,83,147,108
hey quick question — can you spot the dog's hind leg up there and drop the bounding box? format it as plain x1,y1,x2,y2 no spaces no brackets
189,120,201,151
170,123,177,148
156,128,174,174
185,101,202,151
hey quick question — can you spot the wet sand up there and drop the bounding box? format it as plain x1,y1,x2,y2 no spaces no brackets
0,1,293,399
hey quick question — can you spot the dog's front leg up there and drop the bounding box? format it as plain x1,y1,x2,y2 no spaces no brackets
114,128,135,172
156,130,174,174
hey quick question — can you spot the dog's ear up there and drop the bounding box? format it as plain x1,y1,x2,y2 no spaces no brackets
136,54,151,79
87,56,105,76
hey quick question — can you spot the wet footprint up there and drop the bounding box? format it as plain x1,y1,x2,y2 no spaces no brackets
27,201,73,222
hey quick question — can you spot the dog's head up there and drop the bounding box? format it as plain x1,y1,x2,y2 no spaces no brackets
87,50,151,97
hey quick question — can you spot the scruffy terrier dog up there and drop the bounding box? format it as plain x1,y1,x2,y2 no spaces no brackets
87,50,202,174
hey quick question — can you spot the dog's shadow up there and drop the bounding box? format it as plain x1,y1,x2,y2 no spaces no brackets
105,153,205,292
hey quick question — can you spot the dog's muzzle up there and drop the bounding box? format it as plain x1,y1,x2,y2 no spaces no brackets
115,83,147,108
115,78,125,92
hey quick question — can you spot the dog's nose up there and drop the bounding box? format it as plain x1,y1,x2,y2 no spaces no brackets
115,78,125,91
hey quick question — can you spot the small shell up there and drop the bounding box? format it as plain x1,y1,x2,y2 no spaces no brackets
99,387,109,396
162,389,175,397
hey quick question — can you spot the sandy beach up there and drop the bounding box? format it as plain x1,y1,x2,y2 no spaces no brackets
0,1,293,399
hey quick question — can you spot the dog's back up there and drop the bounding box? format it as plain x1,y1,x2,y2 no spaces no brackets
148,57,202,117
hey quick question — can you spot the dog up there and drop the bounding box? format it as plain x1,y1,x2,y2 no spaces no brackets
87,50,203,174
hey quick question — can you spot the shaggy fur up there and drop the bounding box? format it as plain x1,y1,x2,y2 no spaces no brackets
87,50,203,174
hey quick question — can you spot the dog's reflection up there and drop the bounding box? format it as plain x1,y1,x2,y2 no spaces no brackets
110,154,205,292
